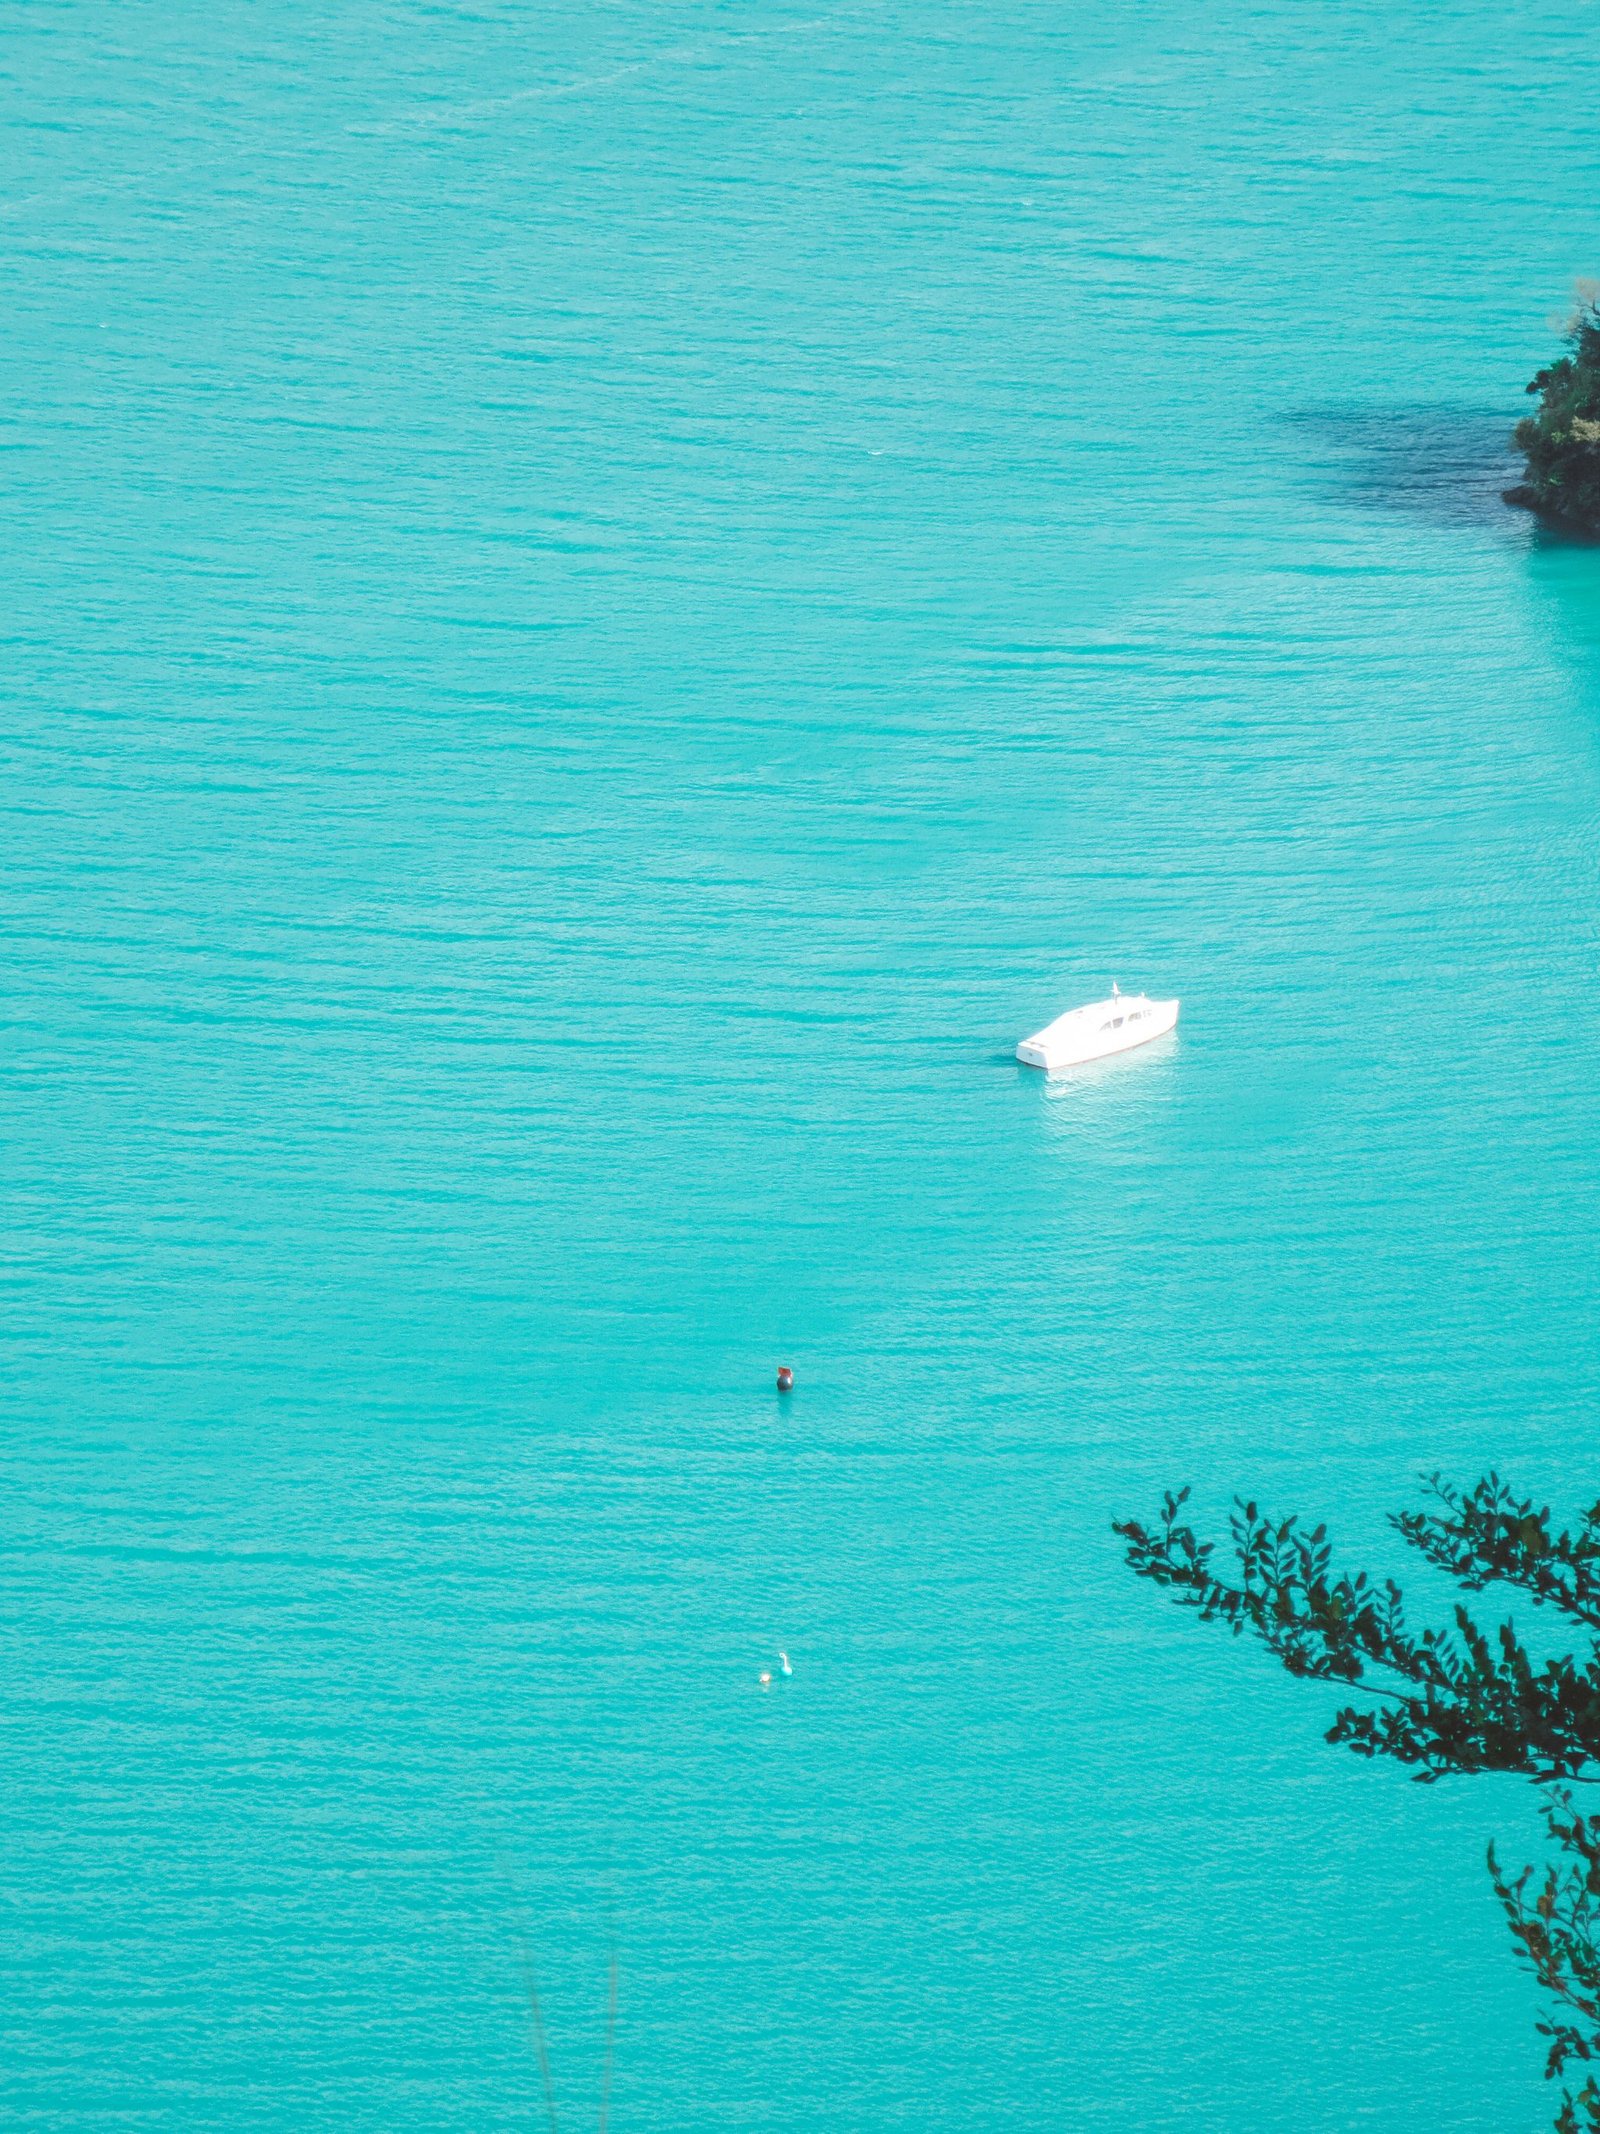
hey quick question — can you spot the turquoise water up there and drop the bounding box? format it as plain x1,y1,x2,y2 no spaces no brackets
5,2,1600,2125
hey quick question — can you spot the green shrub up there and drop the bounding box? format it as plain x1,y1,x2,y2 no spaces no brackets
1508,284,1600,532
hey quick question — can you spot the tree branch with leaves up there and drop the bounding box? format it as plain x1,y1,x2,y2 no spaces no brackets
1116,1474,1600,2131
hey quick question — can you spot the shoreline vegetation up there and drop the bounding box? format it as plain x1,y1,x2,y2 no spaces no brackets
1505,284,1600,533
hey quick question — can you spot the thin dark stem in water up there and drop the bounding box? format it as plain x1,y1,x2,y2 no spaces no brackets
598,1945,618,2134
516,1932,560,2134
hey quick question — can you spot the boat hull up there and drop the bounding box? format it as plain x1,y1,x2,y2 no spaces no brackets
1016,996,1179,1072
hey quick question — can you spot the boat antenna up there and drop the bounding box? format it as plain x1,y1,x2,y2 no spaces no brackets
1112,980,1120,997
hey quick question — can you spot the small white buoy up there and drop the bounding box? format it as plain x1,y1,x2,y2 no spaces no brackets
778,1650,792,1676
758,1670,772,1688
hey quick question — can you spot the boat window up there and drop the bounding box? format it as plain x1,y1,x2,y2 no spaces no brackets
1111,1016,1123,1028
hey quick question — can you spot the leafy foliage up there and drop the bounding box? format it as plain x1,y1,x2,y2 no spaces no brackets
1508,284,1600,532
1116,1473,1600,2129
1492,1792,1600,2134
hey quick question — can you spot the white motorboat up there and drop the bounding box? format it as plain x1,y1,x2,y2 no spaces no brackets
1016,984,1179,1072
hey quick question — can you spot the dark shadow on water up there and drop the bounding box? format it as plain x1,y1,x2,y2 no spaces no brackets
1292,401,1600,726
1288,403,1526,534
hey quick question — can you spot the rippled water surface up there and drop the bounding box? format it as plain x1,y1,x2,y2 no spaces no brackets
5,2,1600,2126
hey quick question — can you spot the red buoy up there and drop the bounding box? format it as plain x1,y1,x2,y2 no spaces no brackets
776,1366,794,1392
